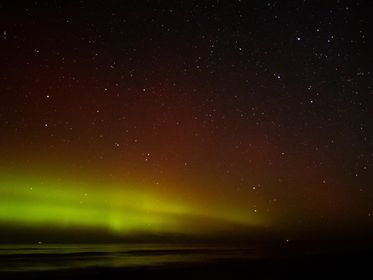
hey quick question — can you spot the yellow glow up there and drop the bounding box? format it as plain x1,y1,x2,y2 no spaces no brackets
0,172,264,235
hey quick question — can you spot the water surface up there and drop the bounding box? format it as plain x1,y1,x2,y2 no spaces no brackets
0,243,264,272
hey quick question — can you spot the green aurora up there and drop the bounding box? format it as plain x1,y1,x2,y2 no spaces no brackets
0,172,264,237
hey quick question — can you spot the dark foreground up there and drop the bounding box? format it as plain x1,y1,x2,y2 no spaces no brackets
0,244,372,279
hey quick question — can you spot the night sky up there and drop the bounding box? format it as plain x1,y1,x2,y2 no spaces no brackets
0,1,372,241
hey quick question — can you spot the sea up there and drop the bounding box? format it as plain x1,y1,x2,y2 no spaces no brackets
0,243,264,272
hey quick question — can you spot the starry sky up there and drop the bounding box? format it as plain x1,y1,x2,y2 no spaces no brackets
0,1,372,241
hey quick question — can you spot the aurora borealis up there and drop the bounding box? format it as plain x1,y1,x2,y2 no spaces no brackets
0,170,263,236
0,1,372,243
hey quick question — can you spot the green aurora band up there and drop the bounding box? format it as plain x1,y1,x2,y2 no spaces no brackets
0,172,264,237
